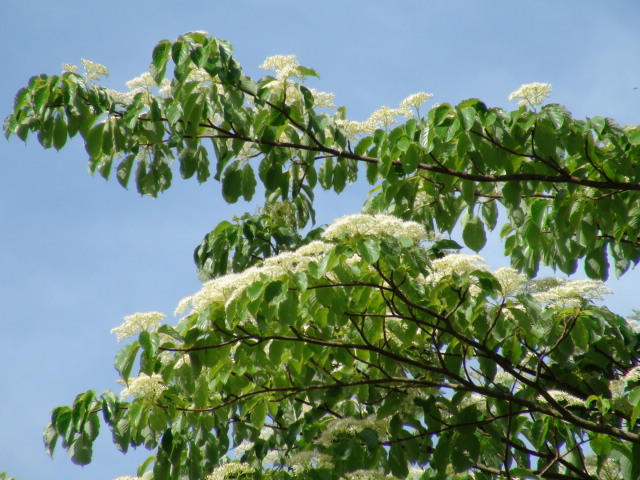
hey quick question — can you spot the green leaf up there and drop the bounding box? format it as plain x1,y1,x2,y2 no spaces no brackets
388,444,409,478
585,244,609,280
400,143,420,173
150,40,172,84
356,238,380,263
462,215,487,252
241,163,256,201
52,114,68,150
222,166,242,203
117,155,136,188
319,158,333,189
69,433,93,466
114,342,140,381
85,123,104,158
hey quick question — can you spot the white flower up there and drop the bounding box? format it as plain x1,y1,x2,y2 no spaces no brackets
459,393,487,411
322,214,428,243
81,58,109,81
508,82,552,108
259,54,302,80
296,240,331,256
342,469,398,480
119,373,166,402
259,427,274,440
400,92,434,117
335,118,378,140
105,88,136,104
368,106,405,129
287,449,334,473
234,439,254,455
126,72,157,91
610,366,640,398
316,415,387,446
309,88,336,109
532,279,611,308
110,311,166,342
206,462,254,480
623,366,640,383
539,389,584,406
425,253,488,285
61,63,78,74
262,449,281,465
492,267,527,297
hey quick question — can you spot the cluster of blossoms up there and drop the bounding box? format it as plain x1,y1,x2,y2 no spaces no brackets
119,373,166,402
492,267,528,298
538,389,585,407
342,470,400,480
206,462,254,480
316,415,388,446
508,82,552,108
286,449,334,473
176,240,332,315
259,54,334,108
423,253,487,286
62,58,110,82
609,366,640,398
176,214,433,317
322,213,429,243
531,278,611,308
336,92,433,140
259,54,303,81
399,92,433,117
104,71,172,105
110,311,166,342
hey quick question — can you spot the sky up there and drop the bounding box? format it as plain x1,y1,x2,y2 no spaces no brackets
1,1,639,478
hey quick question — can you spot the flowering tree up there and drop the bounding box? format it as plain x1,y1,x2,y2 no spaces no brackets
5,32,640,480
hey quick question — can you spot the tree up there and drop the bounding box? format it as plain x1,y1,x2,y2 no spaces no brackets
5,31,640,479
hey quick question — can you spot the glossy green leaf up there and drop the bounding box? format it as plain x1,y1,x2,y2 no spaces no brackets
462,215,487,252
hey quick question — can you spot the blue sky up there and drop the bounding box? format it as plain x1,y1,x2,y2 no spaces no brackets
1,1,639,478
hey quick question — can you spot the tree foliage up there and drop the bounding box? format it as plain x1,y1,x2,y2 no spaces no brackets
5,32,640,480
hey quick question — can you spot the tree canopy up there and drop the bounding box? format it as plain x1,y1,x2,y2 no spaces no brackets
5,31,640,480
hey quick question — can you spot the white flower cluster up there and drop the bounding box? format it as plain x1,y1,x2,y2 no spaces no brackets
609,366,640,398
532,279,611,308
400,92,433,118
335,118,378,139
110,311,167,342
321,214,429,243
113,477,142,480
259,55,334,109
61,59,109,82
105,71,172,105
368,106,406,129
492,267,528,297
81,58,109,81
538,389,585,407
287,449,334,473
508,82,552,108
342,469,399,480
175,241,332,316
424,253,488,285
260,55,302,80
310,88,336,109
61,63,78,74
316,415,387,446
119,373,167,402
459,392,487,411
336,91,433,139
206,462,254,480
